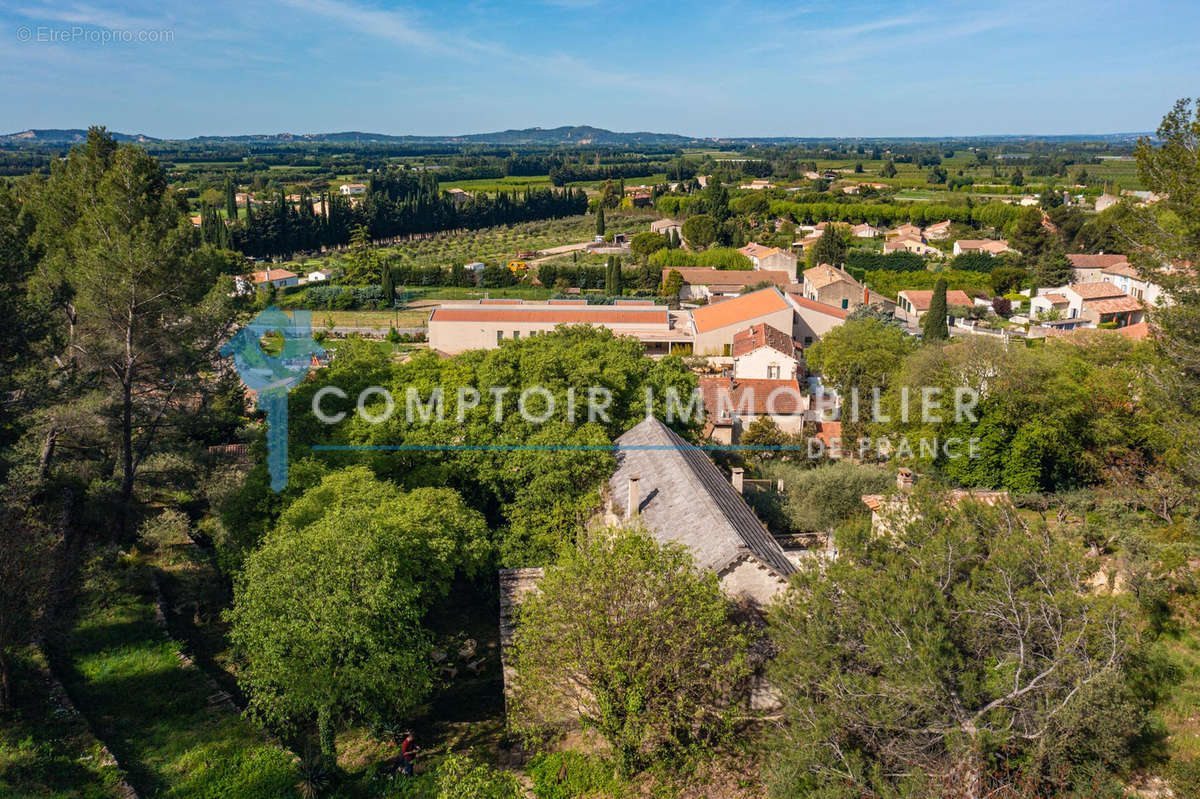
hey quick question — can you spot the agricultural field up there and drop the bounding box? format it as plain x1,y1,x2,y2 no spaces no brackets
281,211,655,276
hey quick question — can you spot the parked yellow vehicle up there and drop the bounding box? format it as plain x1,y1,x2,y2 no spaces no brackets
507,260,528,275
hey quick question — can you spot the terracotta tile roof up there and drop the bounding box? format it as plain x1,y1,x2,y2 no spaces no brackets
803,264,859,290
738,242,783,260
925,220,952,233
241,268,298,283
955,239,1009,253
690,287,791,333
1066,253,1129,269
429,307,670,325
1041,293,1070,304
663,267,791,288
787,294,851,319
481,298,524,305
899,289,973,311
732,323,798,358
697,376,806,416
1102,263,1140,278
546,299,587,305
813,420,841,448
615,299,656,305
1086,296,1143,314
1070,282,1128,300
1119,321,1151,339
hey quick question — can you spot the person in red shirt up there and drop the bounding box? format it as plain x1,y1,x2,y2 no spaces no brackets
400,732,419,776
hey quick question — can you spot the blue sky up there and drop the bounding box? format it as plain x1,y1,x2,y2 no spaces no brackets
1,0,1197,138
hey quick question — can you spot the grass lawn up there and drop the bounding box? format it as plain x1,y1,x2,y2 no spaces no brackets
52,548,301,799
312,309,430,330
0,646,126,799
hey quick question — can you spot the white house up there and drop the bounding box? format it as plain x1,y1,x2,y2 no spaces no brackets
884,236,941,257
953,239,1010,256
339,183,368,196
738,242,798,277
923,220,952,240
235,268,299,294
731,323,802,380
306,268,334,283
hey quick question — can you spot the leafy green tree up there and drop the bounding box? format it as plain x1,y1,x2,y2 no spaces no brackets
509,526,750,775
922,277,950,341
990,264,1027,295
681,214,717,248
230,467,489,760
661,268,684,299
1010,165,1025,186
630,231,667,262
767,496,1147,799
881,160,897,178
806,318,915,399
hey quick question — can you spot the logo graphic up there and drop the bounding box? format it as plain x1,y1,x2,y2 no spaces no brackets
221,307,325,491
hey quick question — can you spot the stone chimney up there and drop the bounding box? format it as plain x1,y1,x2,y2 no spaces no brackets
628,475,640,517
897,467,915,492
731,467,745,494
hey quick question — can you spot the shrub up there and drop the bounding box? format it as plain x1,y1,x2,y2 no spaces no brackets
845,249,925,273
529,752,621,799
649,247,752,270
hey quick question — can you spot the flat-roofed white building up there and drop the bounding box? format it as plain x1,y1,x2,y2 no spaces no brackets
426,299,693,355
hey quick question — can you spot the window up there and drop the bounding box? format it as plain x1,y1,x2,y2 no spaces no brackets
513,330,520,339
496,331,503,343
722,344,731,357
768,365,780,379
804,336,813,346
841,298,849,309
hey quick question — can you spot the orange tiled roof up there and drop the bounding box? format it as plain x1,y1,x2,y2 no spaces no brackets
900,289,972,310
803,264,859,290
731,323,797,359
698,376,806,416
787,294,851,319
1066,253,1129,269
1071,282,1128,300
690,288,791,333
1086,296,1143,314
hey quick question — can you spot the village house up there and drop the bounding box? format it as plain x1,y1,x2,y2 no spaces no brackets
884,236,941,257
339,182,367,196
1030,283,1144,328
896,288,974,324
305,268,334,283
698,375,808,442
852,222,883,238
664,267,792,301
445,187,472,207
738,242,799,276
801,264,866,310
786,294,850,347
738,179,774,190
886,222,922,239
650,218,683,236
690,287,795,356
1095,193,1120,212
1066,253,1129,283
1099,261,1164,305
952,239,1011,256
923,220,953,240
731,323,802,380
234,268,299,294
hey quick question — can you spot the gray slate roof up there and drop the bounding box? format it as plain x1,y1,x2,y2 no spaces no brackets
609,417,797,579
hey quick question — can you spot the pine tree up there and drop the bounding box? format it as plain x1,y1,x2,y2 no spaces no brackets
596,205,606,238
922,277,950,342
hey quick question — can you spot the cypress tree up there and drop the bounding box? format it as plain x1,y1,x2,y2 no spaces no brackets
381,264,396,305
612,256,622,296
922,277,950,342
225,175,237,220
596,205,606,237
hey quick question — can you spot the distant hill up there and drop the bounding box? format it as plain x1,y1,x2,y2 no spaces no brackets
0,125,1151,147
1,128,159,144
